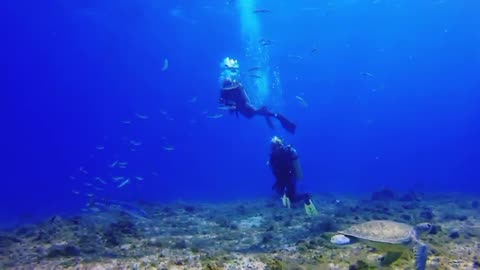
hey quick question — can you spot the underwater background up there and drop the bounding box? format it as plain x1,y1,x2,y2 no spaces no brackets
3,0,480,228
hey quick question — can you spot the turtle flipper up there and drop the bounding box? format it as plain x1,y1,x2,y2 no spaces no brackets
413,243,428,270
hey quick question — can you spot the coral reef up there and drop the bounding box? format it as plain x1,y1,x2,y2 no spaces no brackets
0,193,478,269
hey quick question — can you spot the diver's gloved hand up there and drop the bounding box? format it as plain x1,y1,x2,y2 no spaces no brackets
282,194,291,209
304,199,318,216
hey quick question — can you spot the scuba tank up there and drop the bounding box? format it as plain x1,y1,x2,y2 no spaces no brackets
287,145,303,180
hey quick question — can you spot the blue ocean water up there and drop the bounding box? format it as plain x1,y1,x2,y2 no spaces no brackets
3,0,480,226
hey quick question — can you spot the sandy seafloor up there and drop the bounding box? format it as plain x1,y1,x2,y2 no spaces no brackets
1,192,479,270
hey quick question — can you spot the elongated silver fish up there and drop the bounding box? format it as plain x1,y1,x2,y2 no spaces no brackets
117,178,130,188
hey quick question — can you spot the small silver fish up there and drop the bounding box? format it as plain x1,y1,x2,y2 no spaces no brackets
135,113,149,120
207,114,223,119
360,72,374,77
295,95,308,107
122,120,132,124
218,106,236,110
135,176,144,181
288,54,303,60
161,58,169,72
253,9,271,13
112,176,124,182
117,178,130,188
72,190,80,195
110,160,119,168
96,145,105,150
79,166,88,174
95,177,107,185
188,96,198,103
163,146,175,151
129,140,143,146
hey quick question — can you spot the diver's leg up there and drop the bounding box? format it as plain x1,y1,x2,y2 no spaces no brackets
255,106,275,117
285,180,299,203
239,105,256,118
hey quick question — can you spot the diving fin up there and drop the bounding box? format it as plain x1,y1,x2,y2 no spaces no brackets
276,114,296,134
304,199,318,216
282,194,291,209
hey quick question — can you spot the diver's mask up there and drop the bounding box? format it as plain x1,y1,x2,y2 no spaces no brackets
270,136,284,151
223,57,239,71
219,57,240,86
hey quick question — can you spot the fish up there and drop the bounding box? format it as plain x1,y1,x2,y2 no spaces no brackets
152,172,159,176
112,176,124,182
80,167,89,175
161,58,169,72
218,106,236,110
69,176,76,180
84,182,93,187
118,166,127,169
248,67,261,72
118,161,128,166
135,113,149,119
311,48,318,53
259,39,273,46
188,96,198,103
295,96,308,107
96,145,105,150
110,160,119,168
163,145,175,151
253,9,271,13
360,72,374,77
94,187,104,191
207,114,223,119
135,176,144,181
72,190,80,195
86,193,94,197
117,178,130,188
122,120,131,124
288,54,303,60
129,140,143,146
250,74,262,79
95,177,107,185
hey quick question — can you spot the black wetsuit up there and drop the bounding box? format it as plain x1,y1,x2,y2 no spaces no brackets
219,83,296,133
269,145,310,204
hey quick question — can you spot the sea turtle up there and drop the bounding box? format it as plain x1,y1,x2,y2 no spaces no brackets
335,220,432,270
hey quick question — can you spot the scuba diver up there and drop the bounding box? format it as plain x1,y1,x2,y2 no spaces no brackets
268,136,317,215
218,57,297,134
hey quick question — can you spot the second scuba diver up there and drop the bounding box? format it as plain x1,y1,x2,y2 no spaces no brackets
218,57,297,134
268,136,317,215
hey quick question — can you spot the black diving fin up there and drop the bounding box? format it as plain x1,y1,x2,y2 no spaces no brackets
276,114,296,134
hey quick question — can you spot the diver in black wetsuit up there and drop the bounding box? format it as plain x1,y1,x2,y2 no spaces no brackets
268,136,317,215
219,78,297,134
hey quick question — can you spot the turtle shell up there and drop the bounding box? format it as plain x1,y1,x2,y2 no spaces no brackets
339,220,415,244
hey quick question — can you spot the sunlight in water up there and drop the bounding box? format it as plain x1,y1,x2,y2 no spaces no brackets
236,0,271,105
